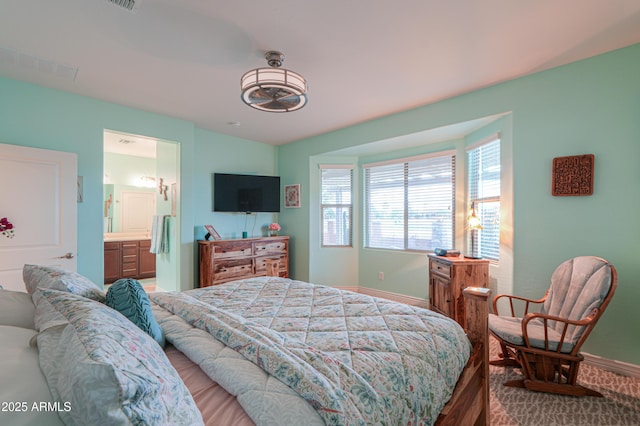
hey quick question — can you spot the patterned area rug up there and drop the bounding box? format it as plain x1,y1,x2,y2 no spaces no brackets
489,341,640,425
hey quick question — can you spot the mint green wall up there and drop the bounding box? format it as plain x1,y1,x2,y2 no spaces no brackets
192,128,279,240
279,44,640,364
308,156,359,287
0,77,197,288
155,140,181,291
277,142,313,279
0,77,280,291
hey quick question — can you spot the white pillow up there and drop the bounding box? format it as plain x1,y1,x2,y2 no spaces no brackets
0,325,64,425
0,289,36,329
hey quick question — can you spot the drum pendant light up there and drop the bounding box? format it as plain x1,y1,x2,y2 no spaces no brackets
241,51,308,112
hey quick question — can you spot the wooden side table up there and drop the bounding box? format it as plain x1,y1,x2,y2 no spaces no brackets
428,254,489,328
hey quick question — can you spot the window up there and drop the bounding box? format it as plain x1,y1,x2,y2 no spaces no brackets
364,152,455,251
321,166,353,247
467,136,500,261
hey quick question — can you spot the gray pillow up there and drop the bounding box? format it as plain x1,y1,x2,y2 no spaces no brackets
33,288,203,425
23,264,105,303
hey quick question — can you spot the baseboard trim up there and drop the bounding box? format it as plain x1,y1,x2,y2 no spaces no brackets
582,352,640,378
341,285,640,378
342,286,429,309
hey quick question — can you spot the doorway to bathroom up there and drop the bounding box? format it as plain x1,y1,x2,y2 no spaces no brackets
103,130,180,292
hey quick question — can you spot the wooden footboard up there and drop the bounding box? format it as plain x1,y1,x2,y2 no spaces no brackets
436,287,491,426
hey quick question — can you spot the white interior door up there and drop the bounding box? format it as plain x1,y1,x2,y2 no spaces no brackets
0,143,77,292
121,191,155,234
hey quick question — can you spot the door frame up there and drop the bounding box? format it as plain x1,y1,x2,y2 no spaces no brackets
103,130,181,292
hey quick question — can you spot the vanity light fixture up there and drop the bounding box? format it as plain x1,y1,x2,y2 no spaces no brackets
138,176,156,188
240,51,308,112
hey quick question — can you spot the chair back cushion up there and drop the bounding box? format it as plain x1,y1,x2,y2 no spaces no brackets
542,256,613,343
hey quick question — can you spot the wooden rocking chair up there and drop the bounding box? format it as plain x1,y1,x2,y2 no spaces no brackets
488,256,617,396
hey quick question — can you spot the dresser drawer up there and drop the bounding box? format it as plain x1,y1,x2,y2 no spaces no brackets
214,258,253,282
214,242,252,259
104,241,120,251
122,261,138,277
255,241,286,255
122,242,138,256
430,259,451,278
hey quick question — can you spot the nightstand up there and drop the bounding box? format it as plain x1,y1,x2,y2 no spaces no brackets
428,254,489,328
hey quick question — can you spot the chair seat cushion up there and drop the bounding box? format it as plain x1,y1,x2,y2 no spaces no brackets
489,313,575,353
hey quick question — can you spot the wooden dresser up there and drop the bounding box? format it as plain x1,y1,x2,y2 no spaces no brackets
198,236,289,287
428,254,489,328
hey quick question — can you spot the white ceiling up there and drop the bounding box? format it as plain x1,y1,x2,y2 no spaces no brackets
104,130,156,158
2,1,639,146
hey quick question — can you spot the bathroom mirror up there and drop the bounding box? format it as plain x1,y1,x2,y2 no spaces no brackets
104,184,156,234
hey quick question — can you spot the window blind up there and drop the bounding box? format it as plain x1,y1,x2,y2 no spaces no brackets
467,137,501,260
321,167,353,247
364,153,455,251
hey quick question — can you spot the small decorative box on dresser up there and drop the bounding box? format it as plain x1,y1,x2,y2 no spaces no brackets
428,254,489,328
198,236,289,287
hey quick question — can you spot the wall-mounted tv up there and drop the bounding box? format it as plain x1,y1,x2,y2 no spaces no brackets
213,173,281,213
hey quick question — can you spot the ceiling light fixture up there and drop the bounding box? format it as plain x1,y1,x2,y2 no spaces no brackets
241,51,308,113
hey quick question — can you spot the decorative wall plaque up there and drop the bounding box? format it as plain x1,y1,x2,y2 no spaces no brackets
552,154,594,196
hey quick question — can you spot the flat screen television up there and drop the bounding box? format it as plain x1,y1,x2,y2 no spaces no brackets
213,173,281,213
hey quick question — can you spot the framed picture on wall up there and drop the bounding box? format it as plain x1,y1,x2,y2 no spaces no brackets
284,184,301,208
551,154,594,196
204,224,221,240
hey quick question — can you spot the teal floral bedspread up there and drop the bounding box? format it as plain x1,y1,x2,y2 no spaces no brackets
150,277,471,426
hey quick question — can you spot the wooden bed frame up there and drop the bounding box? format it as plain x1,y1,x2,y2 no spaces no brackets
435,287,491,426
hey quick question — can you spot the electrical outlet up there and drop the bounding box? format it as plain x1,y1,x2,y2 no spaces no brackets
378,271,384,280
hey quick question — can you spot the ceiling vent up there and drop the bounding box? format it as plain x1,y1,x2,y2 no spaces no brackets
0,46,78,82
107,0,138,12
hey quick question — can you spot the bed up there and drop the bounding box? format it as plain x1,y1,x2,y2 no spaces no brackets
0,265,490,426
